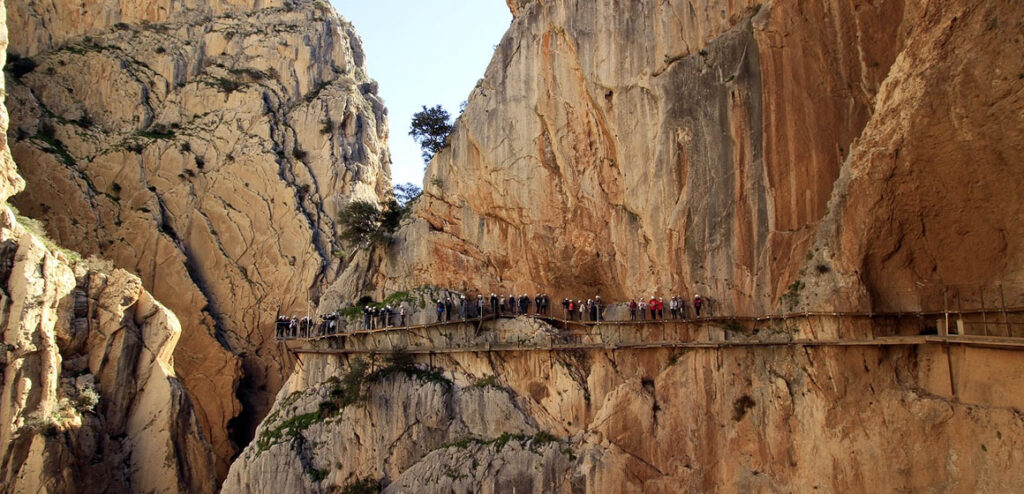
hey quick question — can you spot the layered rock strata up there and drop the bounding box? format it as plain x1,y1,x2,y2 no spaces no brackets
5,0,390,473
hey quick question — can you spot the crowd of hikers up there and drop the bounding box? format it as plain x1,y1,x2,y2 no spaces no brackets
275,292,710,339
275,313,340,339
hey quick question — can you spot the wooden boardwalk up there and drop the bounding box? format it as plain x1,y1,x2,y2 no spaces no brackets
290,335,937,356
278,309,1024,356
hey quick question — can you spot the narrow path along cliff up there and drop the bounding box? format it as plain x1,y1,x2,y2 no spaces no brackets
2,0,1023,492
228,0,1024,491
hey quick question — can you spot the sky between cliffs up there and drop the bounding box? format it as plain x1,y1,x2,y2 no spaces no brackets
331,1,513,188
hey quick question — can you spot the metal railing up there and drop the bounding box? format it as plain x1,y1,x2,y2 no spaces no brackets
276,282,1024,350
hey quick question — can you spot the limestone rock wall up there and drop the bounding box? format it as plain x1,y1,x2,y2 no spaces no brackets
8,0,287,57
368,0,1022,317
0,0,22,204
228,0,1024,491
0,210,217,493
802,0,1024,311
223,320,1024,493
5,0,391,474
0,10,216,490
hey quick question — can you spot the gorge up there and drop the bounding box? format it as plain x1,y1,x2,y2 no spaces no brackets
0,0,1023,492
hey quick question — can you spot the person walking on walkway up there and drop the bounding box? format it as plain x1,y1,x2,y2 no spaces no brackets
490,293,499,316
477,294,486,319
629,299,637,321
577,300,585,321
588,299,597,322
595,295,603,321
562,298,570,319
693,294,704,317
639,299,647,320
567,299,575,320
508,293,516,314
459,295,468,320
657,297,665,320
436,299,445,322
400,304,409,327
670,296,678,320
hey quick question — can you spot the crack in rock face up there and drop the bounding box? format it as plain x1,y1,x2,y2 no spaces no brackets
4,0,391,478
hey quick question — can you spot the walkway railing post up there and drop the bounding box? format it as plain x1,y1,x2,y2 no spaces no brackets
1000,282,1011,337
941,288,950,337
956,290,965,336
980,287,989,337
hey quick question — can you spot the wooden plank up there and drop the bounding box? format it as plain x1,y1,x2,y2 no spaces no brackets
928,335,1024,350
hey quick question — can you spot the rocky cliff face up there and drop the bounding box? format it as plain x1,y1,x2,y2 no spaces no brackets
233,0,1024,492
0,6,217,490
5,0,390,474
364,0,1022,316
224,321,1024,493
0,213,218,493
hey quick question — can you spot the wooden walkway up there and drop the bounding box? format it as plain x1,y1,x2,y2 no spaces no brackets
290,336,940,356
278,309,1024,356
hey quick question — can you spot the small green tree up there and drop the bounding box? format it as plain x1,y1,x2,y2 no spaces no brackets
409,105,453,164
338,200,385,247
337,199,408,249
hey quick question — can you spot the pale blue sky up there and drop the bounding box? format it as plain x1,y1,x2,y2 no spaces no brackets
331,1,513,187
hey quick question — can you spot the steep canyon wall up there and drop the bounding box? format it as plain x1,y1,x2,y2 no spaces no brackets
5,0,391,474
362,0,1022,317
0,7,217,491
254,0,1024,492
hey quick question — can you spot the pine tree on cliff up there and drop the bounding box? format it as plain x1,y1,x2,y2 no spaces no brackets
409,105,453,163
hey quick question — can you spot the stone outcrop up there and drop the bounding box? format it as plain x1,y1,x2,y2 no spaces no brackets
0,211,218,493
362,0,1023,318
5,0,390,474
0,8,217,490
223,320,1024,493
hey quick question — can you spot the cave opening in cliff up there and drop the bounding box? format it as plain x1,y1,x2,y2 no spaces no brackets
226,357,264,458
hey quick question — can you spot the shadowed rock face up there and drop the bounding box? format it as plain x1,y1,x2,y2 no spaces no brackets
359,0,1024,317
0,217,219,493
5,0,390,476
0,8,217,489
